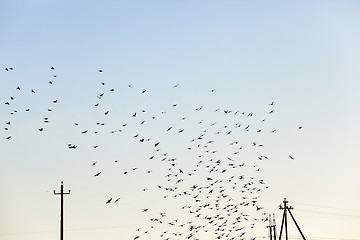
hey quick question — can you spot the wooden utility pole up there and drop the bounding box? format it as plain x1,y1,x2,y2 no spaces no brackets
278,198,306,240
54,181,71,240
268,214,277,240
273,214,277,240
268,214,273,240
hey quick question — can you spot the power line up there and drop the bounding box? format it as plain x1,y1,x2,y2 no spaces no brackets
281,236,360,240
292,202,360,213
295,208,360,219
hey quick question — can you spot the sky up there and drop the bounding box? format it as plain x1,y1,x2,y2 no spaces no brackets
1,1,360,240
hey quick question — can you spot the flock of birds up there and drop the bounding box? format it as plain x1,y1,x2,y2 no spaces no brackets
2,66,302,240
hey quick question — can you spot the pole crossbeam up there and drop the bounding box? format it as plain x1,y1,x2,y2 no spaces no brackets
54,181,70,240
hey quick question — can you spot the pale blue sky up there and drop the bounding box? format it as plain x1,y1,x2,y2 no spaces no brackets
1,1,360,240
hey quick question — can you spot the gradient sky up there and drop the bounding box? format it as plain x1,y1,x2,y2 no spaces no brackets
1,1,360,240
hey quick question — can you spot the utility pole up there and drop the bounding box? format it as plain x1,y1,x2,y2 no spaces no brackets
268,214,277,240
273,213,277,240
54,181,71,240
278,198,306,240
268,214,273,240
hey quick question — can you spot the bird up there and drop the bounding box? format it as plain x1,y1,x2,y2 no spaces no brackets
53,100,58,103
99,69,103,73
104,111,109,115
106,198,112,204
289,155,294,160
142,90,146,94
16,86,20,90
94,172,101,177
31,89,36,94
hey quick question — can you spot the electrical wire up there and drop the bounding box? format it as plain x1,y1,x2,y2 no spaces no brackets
292,201,360,213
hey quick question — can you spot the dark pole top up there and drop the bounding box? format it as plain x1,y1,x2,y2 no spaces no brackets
54,181,71,195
